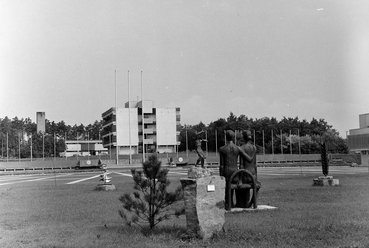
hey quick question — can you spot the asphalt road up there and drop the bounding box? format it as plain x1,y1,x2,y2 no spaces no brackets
0,166,367,188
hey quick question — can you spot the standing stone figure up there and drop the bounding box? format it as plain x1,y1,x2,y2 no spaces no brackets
237,130,261,208
195,131,208,168
219,130,253,209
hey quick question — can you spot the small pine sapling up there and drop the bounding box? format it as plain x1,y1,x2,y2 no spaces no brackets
118,154,184,229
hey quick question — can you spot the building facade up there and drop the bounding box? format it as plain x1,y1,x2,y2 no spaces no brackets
101,100,180,155
36,112,45,133
347,113,369,166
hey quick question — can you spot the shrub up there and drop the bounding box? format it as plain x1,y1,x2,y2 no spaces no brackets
118,154,184,229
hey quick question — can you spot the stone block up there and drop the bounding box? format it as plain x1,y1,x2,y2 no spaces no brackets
95,184,116,191
313,177,340,187
180,176,225,240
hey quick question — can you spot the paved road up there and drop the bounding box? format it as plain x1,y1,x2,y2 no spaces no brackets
0,166,367,188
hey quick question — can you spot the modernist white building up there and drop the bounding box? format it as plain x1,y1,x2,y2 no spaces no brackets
101,100,180,155
347,113,369,166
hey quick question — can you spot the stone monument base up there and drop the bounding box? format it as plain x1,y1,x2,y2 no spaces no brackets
95,184,116,191
313,176,339,186
229,205,278,212
180,175,225,240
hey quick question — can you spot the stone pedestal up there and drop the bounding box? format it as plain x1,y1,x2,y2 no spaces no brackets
95,184,116,191
313,176,340,186
180,175,225,240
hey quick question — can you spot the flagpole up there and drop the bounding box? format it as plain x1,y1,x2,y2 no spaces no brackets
30,134,32,161
1,134,3,159
215,130,218,156
271,129,274,156
141,70,145,163
65,132,67,160
115,70,119,165
128,70,132,164
205,129,208,158
7,132,8,162
280,130,283,155
54,133,56,161
298,129,301,155
290,130,292,155
186,130,188,157
262,130,265,156
76,132,79,161
19,132,20,162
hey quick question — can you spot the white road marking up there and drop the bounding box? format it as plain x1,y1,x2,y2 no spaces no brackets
66,173,108,185
113,172,133,177
0,174,73,186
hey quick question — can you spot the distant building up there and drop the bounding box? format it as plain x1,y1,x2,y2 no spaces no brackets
347,113,369,166
101,100,181,155
36,112,45,133
63,140,108,157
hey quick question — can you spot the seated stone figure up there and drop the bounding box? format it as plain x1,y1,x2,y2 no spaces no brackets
236,130,261,208
219,130,254,209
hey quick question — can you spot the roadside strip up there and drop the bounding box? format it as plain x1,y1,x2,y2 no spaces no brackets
66,173,111,185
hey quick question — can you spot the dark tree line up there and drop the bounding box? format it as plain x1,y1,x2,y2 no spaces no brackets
0,116,103,159
178,113,348,155
1,112,348,159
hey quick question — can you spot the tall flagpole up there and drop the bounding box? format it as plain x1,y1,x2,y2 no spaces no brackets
290,130,292,155
186,130,188,157
43,132,45,161
271,129,274,156
262,130,265,156
7,132,9,162
205,129,208,157
54,133,56,161
281,130,283,155
30,135,32,161
128,70,132,164
298,129,301,155
215,130,218,156
18,132,20,162
115,70,119,165
141,70,145,163
65,132,67,160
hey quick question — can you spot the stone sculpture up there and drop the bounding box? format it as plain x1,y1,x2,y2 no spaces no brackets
195,130,208,168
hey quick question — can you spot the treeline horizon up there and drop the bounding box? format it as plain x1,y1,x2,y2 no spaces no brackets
0,112,348,158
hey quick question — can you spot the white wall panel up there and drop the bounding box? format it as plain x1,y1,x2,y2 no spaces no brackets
156,108,177,145
116,108,139,146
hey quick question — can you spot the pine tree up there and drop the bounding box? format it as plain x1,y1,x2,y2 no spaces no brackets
118,154,184,229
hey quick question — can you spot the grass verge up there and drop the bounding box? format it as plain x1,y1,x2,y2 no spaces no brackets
1,172,369,247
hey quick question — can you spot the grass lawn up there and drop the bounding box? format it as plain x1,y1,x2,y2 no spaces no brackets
1,172,369,248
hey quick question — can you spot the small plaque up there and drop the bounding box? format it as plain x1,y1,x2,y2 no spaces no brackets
207,185,215,192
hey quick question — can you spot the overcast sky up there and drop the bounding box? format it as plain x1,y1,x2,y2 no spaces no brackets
1,0,368,137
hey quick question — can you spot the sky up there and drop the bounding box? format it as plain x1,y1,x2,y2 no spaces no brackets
1,0,368,137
